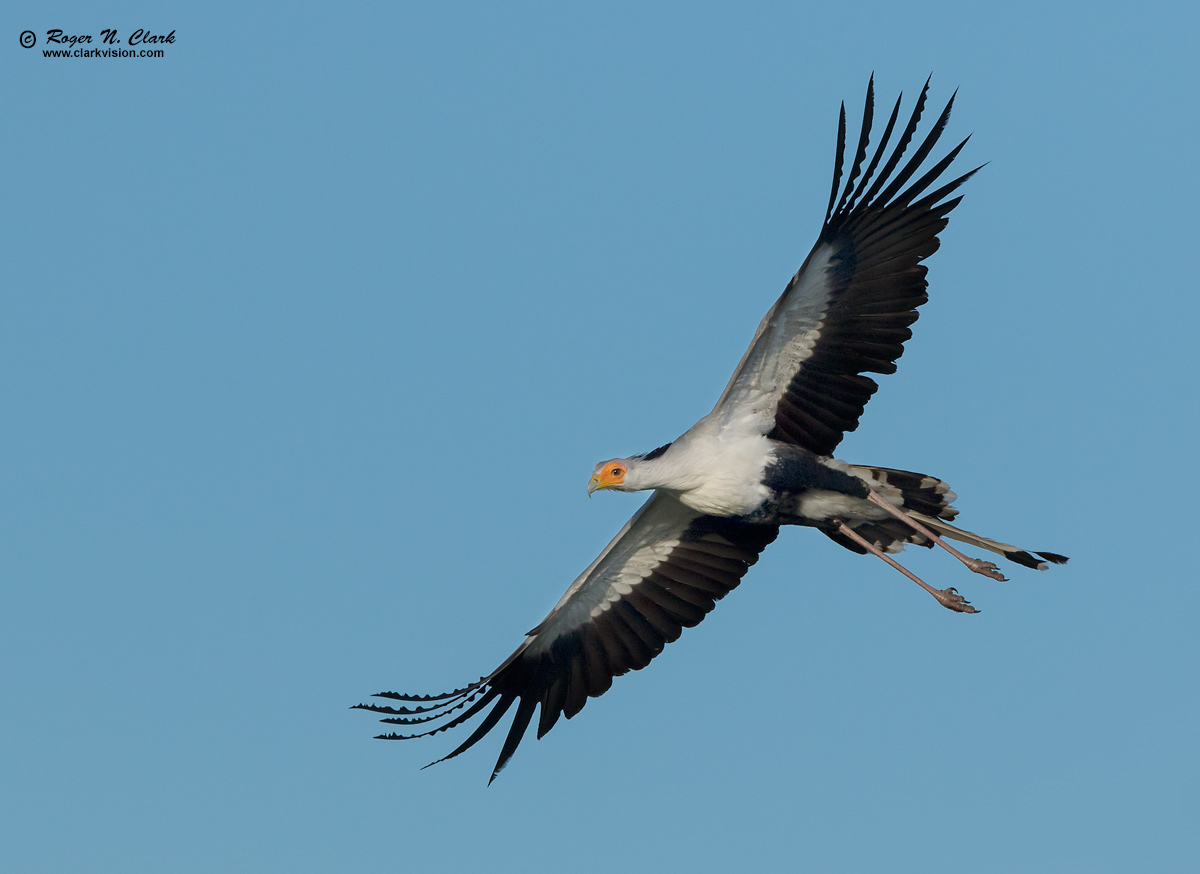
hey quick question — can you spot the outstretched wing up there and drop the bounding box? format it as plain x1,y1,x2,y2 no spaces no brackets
710,76,980,456
354,494,779,783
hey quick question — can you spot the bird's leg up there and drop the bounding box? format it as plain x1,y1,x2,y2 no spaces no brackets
865,490,1007,581
836,522,978,613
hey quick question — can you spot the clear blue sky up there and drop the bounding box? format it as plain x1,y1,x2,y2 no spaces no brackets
4,2,1197,872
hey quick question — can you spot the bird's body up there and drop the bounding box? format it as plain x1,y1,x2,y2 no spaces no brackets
357,77,1068,782
619,423,776,518
602,422,868,523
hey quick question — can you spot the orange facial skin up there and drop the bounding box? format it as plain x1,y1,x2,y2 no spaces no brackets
587,460,628,496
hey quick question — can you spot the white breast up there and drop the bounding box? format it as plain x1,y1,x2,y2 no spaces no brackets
659,423,773,517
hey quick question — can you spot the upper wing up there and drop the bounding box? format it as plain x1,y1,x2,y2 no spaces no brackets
354,493,779,783
709,76,980,456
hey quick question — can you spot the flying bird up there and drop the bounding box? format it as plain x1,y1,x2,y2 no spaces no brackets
356,77,1067,783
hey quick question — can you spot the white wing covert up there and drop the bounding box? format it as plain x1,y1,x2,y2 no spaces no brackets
355,76,985,783
355,493,779,783
711,76,979,456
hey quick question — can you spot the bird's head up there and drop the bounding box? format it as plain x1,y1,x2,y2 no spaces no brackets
588,459,633,496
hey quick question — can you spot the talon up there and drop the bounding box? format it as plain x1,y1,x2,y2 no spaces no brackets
967,559,1006,581
935,587,978,613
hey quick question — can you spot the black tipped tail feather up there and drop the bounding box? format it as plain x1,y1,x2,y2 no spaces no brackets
827,465,1069,570
910,512,1068,571
351,78,1067,784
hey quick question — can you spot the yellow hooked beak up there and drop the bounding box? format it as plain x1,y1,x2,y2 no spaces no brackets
588,466,626,497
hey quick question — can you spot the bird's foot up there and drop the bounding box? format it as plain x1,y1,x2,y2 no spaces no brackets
965,558,1007,581
934,587,978,613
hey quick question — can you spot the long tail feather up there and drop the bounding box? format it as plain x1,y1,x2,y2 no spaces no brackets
910,513,1069,570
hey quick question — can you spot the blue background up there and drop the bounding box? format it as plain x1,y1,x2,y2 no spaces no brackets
4,2,1197,871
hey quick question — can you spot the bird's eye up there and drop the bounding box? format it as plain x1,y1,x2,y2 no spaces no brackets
611,468,622,477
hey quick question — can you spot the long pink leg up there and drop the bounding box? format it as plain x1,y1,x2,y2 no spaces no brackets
836,522,978,613
866,490,1007,581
